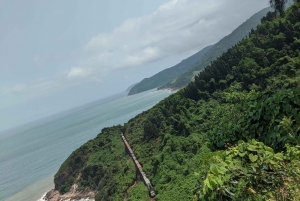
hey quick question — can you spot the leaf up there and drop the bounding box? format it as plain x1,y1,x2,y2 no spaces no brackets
239,152,246,157
263,179,272,184
264,146,274,153
204,178,212,190
210,164,219,175
238,144,245,152
274,153,284,161
215,175,224,186
249,153,258,162
251,139,258,145
218,166,227,175
247,145,258,152
251,166,257,173
248,187,256,194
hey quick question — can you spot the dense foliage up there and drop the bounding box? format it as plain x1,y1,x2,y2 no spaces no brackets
194,140,300,200
54,126,138,200
54,2,300,201
209,88,300,151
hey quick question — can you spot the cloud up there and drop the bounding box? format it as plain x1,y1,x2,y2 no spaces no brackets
2,66,97,102
84,0,268,72
67,67,91,79
124,47,163,66
1,0,268,105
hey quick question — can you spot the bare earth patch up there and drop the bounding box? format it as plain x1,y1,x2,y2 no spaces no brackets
44,184,96,201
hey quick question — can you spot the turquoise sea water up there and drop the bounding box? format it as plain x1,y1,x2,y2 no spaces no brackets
0,89,172,201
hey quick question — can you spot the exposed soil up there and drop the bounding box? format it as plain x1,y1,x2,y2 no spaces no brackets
44,184,96,201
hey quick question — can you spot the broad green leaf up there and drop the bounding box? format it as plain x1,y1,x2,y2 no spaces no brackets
247,145,258,152
218,166,227,174
204,178,213,190
238,144,245,152
239,152,246,157
249,153,258,162
264,146,274,153
274,153,284,161
210,164,219,175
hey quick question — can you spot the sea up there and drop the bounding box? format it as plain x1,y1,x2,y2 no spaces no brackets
0,89,173,201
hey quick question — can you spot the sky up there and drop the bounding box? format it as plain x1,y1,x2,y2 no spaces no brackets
0,0,270,132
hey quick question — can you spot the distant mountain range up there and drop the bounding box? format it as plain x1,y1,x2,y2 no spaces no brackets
125,82,139,92
128,45,213,95
159,6,273,90
128,6,273,95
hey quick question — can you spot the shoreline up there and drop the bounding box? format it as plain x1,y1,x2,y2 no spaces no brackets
5,174,96,201
3,89,173,201
5,175,54,201
41,188,95,201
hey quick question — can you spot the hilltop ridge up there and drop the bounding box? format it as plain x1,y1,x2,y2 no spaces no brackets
128,45,212,95
160,6,273,90
129,6,273,96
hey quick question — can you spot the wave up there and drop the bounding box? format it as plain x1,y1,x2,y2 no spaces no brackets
36,192,47,201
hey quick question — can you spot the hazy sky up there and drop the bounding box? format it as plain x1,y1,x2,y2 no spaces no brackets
0,0,269,132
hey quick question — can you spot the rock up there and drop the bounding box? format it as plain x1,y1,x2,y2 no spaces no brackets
44,184,96,201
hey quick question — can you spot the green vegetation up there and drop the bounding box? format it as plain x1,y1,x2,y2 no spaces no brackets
194,140,300,200
54,2,300,200
209,89,300,151
129,4,274,96
160,6,274,90
270,0,289,15
54,126,137,200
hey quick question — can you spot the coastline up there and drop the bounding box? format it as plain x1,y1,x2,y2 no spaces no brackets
41,188,95,201
5,175,54,201
5,174,95,201
2,89,173,201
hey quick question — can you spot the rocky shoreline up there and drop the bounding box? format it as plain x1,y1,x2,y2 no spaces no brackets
43,184,96,201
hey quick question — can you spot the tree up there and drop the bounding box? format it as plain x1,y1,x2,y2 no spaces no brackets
269,0,288,15
143,119,160,140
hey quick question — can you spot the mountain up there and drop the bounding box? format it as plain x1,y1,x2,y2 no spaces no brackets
129,6,274,96
125,82,139,92
48,2,300,201
160,6,273,90
128,45,213,95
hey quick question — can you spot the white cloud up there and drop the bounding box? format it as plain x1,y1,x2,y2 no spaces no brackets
125,47,163,66
84,0,268,72
1,0,269,105
67,67,91,79
2,67,98,102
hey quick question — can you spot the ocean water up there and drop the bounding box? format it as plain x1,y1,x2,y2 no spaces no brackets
0,89,172,201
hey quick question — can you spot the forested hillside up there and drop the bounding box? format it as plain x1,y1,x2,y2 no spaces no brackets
129,6,274,96
128,45,212,95
53,2,300,201
160,6,274,90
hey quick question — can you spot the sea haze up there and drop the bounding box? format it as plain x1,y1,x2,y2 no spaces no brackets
0,89,172,201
